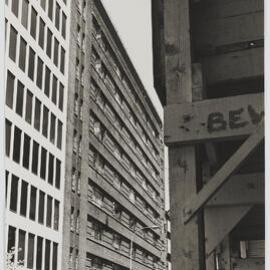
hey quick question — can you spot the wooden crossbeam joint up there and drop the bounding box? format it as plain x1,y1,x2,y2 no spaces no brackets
182,121,264,224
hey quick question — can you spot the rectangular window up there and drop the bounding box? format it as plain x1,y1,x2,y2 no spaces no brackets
21,0,29,29
11,0,19,17
9,26,17,62
19,37,27,71
50,113,56,144
22,133,30,169
54,200,59,230
7,226,16,253
5,120,12,157
15,80,24,117
36,237,43,270
42,106,49,137
55,3,60,30
13,127,22,163
40,147,47,180
10,174,19,212
20,180,28,216
29,186,37,220
57,121,62,149
48,0,54,20
18,230,26,262
6,70,15,108
44,67,51,97
38,191,45,224
38,18,45,48
34,98,41,131
55,159,61,189
31,141,39,175
52,242,58,270
60,47,65,74
41,0,46,11
46,29,52,58
28,47,35,81
46,195,52,227
62,12,67,39
27,233,35,268
58,83,64,111
52,76,57,104
25,90,33,124
6,171,9,203
45,240,51,270
48,154,54,185
53,38,59,66
30,7,37,39
36,57,44,89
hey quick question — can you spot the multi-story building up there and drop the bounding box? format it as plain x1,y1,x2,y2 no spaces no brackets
62,0,166,269
5,0,70,269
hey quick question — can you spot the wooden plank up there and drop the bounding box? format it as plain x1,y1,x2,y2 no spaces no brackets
183,121,264,223
165,93,264,145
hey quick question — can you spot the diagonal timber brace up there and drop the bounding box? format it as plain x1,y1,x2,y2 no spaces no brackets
183,121,264,224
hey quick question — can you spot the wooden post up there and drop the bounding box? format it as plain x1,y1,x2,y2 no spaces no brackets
164,1,204,269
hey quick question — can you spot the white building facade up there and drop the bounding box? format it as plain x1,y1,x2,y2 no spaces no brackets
5,0,70,269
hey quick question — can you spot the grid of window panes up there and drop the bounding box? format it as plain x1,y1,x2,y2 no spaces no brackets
5,0,69,269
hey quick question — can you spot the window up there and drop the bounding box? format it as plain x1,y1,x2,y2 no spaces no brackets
21,0,29,29
28,47,35,81
18,230,26,262
76,211,80,233
38,191,45,224
6,172,8,203
55,3,60,30
11,0,19,17
27,233,35,268
39,18,45,48
36,57,44,89
13,127,22,163
10,174,19,212
62,12,67,39
48,0,54,20
45,240,51,270
5,120,12,157
46,195,52,227
42,106,49,137
19,37,27,71
15,80,24,116
46,29,52,58
20,180,28,216
50,113,56,143
7,226,16,253
22,134,30,169
57,121,62,149
70,207,74,231
34,98,41,131
6,70,15,108
48,154,54,185
29,7,38,39
36,237,43,270
58,83,64,111
9,26,17,61
29,186,37,220
41,0,46,11
54,200,59,230
44,67,51,97
60,47,65,74
55,159,61,189
52,75,57,104
40,147,47,180
31,141,39,175
53,38,59,66
25,90,33,124
52,243,58,270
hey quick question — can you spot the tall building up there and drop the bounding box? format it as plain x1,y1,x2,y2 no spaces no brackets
62,0,166,269
5,0,70,269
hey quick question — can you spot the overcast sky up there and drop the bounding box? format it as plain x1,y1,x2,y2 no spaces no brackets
101,0,163,119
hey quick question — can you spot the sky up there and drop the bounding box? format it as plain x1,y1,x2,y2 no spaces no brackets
100,0,169,210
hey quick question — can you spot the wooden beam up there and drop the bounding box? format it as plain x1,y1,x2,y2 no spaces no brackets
183,121,264,223
165,93,263,145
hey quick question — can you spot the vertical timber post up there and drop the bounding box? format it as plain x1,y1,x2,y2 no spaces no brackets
164,1,204,270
